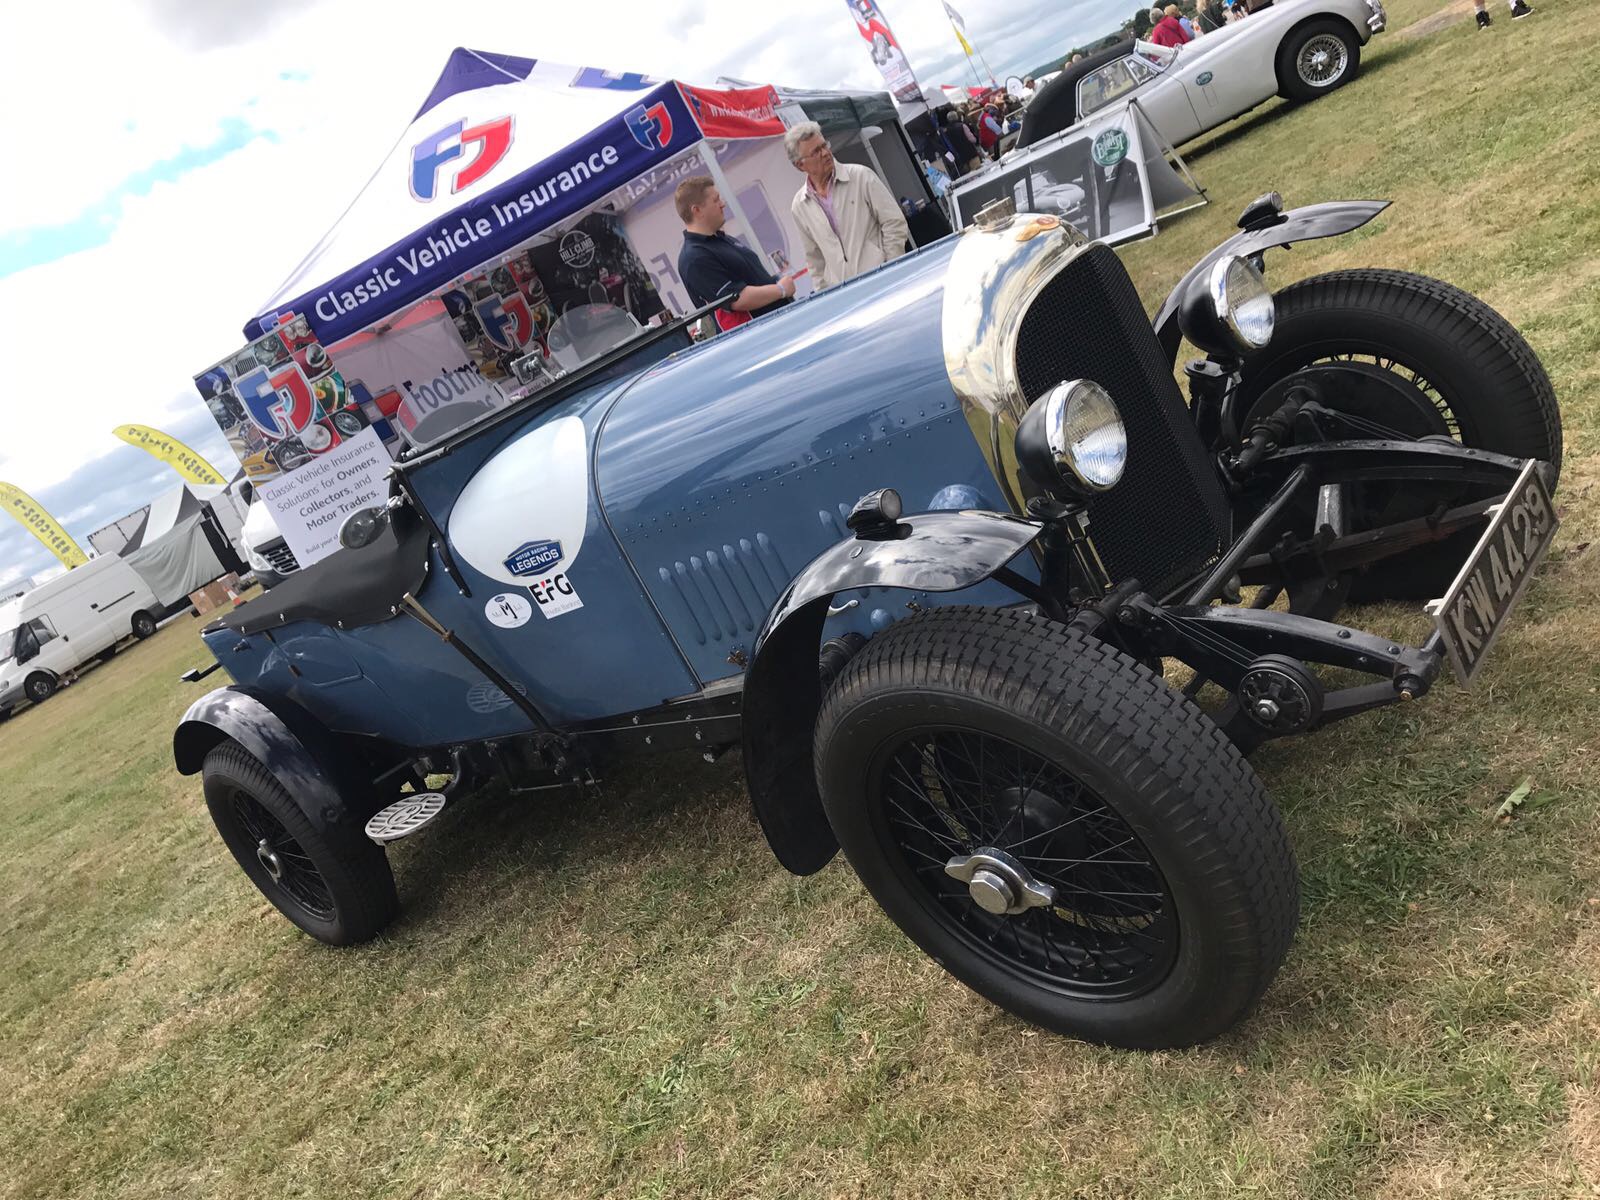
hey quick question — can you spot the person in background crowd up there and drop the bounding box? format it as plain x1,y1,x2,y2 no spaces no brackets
786,121,911,292
1019,76,1037,101
1177,4,1198,38
674,176,794,332
1196,0,1224,34
975,104,1005,160
938,108,983,174
1149,4,1193,46
1474,0,1533,26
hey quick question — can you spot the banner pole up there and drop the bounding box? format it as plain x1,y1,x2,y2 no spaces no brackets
700,140,780,278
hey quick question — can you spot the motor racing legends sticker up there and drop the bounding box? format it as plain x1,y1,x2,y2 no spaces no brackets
502,539,563,577
528,572,583,618
484,592,533,628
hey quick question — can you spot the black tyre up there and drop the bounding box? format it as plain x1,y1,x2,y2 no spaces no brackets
131,610,157,639
24,673,56,703
1276,19,1361,101
814,607,1298,1049
1236,269,1561,598
202,742,397,945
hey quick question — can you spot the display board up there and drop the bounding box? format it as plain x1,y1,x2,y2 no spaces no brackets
948,99,1203,243
193,318,398,568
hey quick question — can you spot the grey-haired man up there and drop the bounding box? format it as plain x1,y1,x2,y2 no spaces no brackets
786,121,910,291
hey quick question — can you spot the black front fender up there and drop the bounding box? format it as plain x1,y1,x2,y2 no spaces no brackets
173,685,383,855
741,510,1041,875
1154,200,1391,362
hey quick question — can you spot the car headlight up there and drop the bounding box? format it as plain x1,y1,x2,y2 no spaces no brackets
1179,254,1276,356
1015,379,1128,499
245,544,274,574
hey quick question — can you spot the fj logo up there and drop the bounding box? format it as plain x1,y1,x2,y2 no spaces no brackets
410,116,515,202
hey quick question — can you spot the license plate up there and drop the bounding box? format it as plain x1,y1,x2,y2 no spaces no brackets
1427,459,1558,685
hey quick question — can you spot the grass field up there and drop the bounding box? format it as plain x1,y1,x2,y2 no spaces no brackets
5,3,1600,1196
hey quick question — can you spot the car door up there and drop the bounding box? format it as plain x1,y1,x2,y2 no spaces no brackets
1126,46,1204,146
1179,14,1283,133
22,616,72,677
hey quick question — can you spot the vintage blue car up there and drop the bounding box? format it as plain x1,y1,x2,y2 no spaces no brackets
174,193,1561,1048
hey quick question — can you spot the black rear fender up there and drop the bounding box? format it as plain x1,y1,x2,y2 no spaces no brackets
174,686,390,855
742,510,1041,876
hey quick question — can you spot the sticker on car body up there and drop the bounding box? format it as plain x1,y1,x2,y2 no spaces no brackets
484,593,533,628
502,539,563,578
528,572,583,618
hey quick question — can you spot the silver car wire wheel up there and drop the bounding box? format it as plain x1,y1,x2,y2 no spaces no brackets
1297,34,1350,87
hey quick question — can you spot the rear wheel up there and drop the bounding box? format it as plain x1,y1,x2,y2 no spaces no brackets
131,610,157,639
1277,19,1361,101
814,607,1298,1049
24,673,56,703
1235,269,1561,599
202,742,397,945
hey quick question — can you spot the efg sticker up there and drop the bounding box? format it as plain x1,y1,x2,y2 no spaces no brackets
485,592,533,628
528,572,583,618
503,538,564,577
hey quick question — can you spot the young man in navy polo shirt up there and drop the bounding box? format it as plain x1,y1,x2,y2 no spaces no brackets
675,176,796,331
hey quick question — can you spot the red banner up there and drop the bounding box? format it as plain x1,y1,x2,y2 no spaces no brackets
679,84,784,139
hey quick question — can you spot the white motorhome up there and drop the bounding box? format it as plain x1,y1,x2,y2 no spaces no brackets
0,556,162,715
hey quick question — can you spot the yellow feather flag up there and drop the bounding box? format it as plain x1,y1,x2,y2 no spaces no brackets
0,482,89,569
112,424,226,487
954,27,975,56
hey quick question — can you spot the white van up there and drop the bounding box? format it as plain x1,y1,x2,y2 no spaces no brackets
0,556,162,715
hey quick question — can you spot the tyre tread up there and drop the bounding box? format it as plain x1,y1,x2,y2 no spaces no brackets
816,606,1298,1046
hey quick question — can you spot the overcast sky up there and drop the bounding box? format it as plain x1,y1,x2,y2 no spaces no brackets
0,0,1124,589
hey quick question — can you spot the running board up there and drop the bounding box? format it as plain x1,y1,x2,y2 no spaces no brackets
365,792,446,844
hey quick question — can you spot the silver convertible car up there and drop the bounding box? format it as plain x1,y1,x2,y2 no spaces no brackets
1019,0,1387,150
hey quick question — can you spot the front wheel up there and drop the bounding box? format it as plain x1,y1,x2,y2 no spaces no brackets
24,673,56,703
1277,19,1361,101
131,610,157,639
1235,268,1562,599
814,607,1299,1049
202,742,398,945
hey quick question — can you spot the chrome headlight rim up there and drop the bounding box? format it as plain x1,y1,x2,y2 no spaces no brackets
1015,378,1128,499
1206,255,1276,352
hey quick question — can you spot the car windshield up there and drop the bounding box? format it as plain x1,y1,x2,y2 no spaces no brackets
545,304,645,373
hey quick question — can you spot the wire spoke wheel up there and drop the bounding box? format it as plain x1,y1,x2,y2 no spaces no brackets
815,608,1298,1048
201,742,397,945
229,789,336,921
874,728,1177,999
1234,269,1562,599
1296,34,1349,87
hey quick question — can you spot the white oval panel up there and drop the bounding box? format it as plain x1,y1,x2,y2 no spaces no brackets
448,415,589,586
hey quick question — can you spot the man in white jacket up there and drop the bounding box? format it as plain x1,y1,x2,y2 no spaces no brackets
786,121,910,291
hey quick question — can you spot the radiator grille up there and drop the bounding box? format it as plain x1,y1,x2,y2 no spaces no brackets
1014,243,1230,595
261,540,300,575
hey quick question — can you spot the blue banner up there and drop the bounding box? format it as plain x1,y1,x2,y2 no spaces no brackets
250,82,697,345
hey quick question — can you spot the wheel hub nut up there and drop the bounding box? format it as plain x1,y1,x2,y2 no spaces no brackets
1253,698,1280,723
945,848,1056,916
967,868,1015,915
256,837,283,881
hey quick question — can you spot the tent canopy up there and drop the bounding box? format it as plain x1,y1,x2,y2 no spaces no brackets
249,50,787,346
